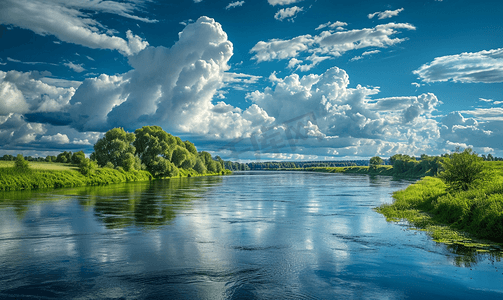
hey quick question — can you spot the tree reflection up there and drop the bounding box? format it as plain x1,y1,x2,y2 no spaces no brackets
445,243,502,267
76,177,221,229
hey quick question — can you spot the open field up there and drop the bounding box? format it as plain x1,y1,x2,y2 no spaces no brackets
0,161,77,171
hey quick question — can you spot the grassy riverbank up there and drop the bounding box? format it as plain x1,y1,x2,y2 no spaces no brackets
272,165,404,177
376,161,503,251
0,161,232,192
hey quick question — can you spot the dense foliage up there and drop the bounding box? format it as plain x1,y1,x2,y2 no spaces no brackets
439,148,484,191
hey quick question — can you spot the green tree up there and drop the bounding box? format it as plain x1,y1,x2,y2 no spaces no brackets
206,160,218,173
45,155,57,162
93,128,136,168
56,151,72,163
14,154,29,171
150,156,179,177
369,156,383,170
184,141,198,155
79,157,97,176
71,151,86,165
193,158,207,174
2,154,15,161
122,152,136,172
439,148,484,191
172,146,190,168
134,126,175,169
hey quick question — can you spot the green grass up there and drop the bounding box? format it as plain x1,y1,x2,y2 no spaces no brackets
0,161,232,192
376,164,503,253
0,161,76,171
0,166,153,191
272,165,396,176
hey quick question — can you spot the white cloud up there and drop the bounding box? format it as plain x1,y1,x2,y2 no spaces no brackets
7,57,58,66
245,67,441,158
0,70,76,115
315,21,347,31
58,17,274,140
0,0,150,56
251,35,313,62
268,0,303,6
225,1,244,10
439,110,503,150
251,22,415,66
350,56,363,61
40,133,70,144
414,48,503,83
0,80,29,115
64,61,85,73
479,98,493,102
274,6,303,22
368,8,404,20
362,50,380,56
460,107,503,121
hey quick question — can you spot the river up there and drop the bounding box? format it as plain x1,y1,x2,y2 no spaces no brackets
0,171,502,299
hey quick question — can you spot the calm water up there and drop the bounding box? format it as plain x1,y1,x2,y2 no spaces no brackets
0,171,502,299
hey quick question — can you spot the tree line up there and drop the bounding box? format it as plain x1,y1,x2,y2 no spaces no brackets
2,126,227,178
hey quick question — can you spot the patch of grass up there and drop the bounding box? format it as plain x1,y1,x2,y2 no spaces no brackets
376,170,503,254
0,167,151,191
0,161,76,171
0,163,231,192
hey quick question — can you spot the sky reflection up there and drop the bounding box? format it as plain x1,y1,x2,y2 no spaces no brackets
0,173,502,299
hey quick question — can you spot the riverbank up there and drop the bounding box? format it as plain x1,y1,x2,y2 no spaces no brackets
376,162,503,252
270,165,420,178
0,161,232,192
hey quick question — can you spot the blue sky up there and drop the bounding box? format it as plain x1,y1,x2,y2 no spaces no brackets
1,0,502,161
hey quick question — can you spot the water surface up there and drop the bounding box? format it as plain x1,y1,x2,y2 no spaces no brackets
0,171,502,299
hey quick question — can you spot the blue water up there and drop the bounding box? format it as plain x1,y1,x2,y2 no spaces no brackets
0,171,502,299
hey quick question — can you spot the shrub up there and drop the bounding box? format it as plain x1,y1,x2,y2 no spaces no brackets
14,154,29,171
439,148,484,191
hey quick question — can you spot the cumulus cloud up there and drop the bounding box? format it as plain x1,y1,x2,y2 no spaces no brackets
40,133,70,144
23,16,272,141
244,67,441,158
368,8,404,20
225,1,244,10
0,70,76,115
250,22,415,67
439,110,503,150
2,15,475,159
414,48,503,83
0,0,150,56
268,0,303,6
274,6,304,22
